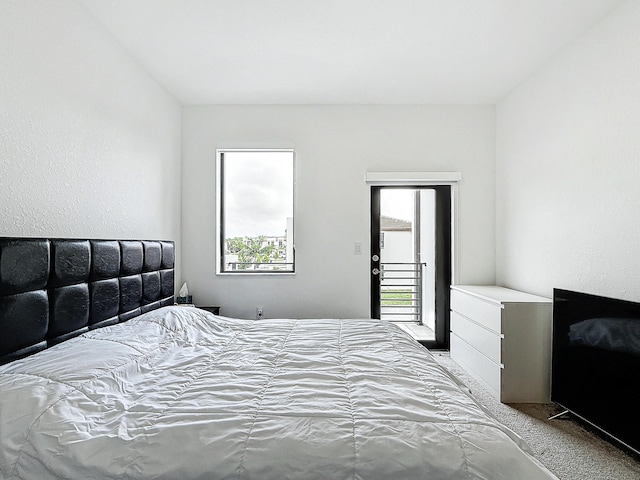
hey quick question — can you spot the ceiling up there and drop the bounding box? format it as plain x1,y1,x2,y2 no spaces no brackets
78,0,623,105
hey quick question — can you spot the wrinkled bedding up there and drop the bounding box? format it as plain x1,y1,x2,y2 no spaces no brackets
0,306,557,479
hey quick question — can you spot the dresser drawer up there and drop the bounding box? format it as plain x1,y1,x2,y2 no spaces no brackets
451,289,503,334
450,311,502,364
450,333,501,398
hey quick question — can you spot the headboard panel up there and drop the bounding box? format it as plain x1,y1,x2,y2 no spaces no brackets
0,238,175,365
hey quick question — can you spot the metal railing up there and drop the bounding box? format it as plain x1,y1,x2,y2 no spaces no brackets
379,262,426,323
226,262,294,271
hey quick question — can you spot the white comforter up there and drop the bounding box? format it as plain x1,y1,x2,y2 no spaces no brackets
0,306,557,479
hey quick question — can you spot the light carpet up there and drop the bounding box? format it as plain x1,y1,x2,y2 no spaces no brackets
432,352,640,480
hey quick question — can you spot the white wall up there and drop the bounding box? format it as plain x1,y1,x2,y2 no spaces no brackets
182,105,495,319
0,1,182,281
380,231,413,264
496,0,640,301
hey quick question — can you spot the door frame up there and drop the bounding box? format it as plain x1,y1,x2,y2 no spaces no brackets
366,172,460,350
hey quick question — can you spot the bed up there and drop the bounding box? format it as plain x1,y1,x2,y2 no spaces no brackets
0,237,558,479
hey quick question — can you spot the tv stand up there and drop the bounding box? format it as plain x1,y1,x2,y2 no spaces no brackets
548,409,570,421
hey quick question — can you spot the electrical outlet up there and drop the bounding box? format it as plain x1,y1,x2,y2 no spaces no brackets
256,307,264,320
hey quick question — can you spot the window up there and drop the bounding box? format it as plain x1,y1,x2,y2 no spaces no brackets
216,149,295,273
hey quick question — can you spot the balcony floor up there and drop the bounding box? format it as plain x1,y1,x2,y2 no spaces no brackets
393,322,435,342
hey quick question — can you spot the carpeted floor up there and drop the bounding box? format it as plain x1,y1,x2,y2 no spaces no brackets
432,352,640,480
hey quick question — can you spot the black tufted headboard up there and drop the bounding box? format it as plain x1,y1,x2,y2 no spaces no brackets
0,238,175,365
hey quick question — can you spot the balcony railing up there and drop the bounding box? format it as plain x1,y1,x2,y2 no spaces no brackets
226,262,294,272
379,262,426,323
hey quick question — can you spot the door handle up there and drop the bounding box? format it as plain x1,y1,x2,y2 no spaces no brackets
372,268,380,275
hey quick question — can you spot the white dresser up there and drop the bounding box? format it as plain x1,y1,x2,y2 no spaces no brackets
449,285,552,403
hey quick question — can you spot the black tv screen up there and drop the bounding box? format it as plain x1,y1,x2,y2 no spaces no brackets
552,288,640,455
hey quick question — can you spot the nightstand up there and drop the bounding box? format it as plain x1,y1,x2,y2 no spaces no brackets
199,305,221,315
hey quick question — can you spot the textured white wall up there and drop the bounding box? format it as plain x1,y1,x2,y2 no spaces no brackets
496,0,640,301
182,105,495,319
0,0,182,281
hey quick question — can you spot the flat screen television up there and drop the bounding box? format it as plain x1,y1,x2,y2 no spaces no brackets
552,288,640,455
